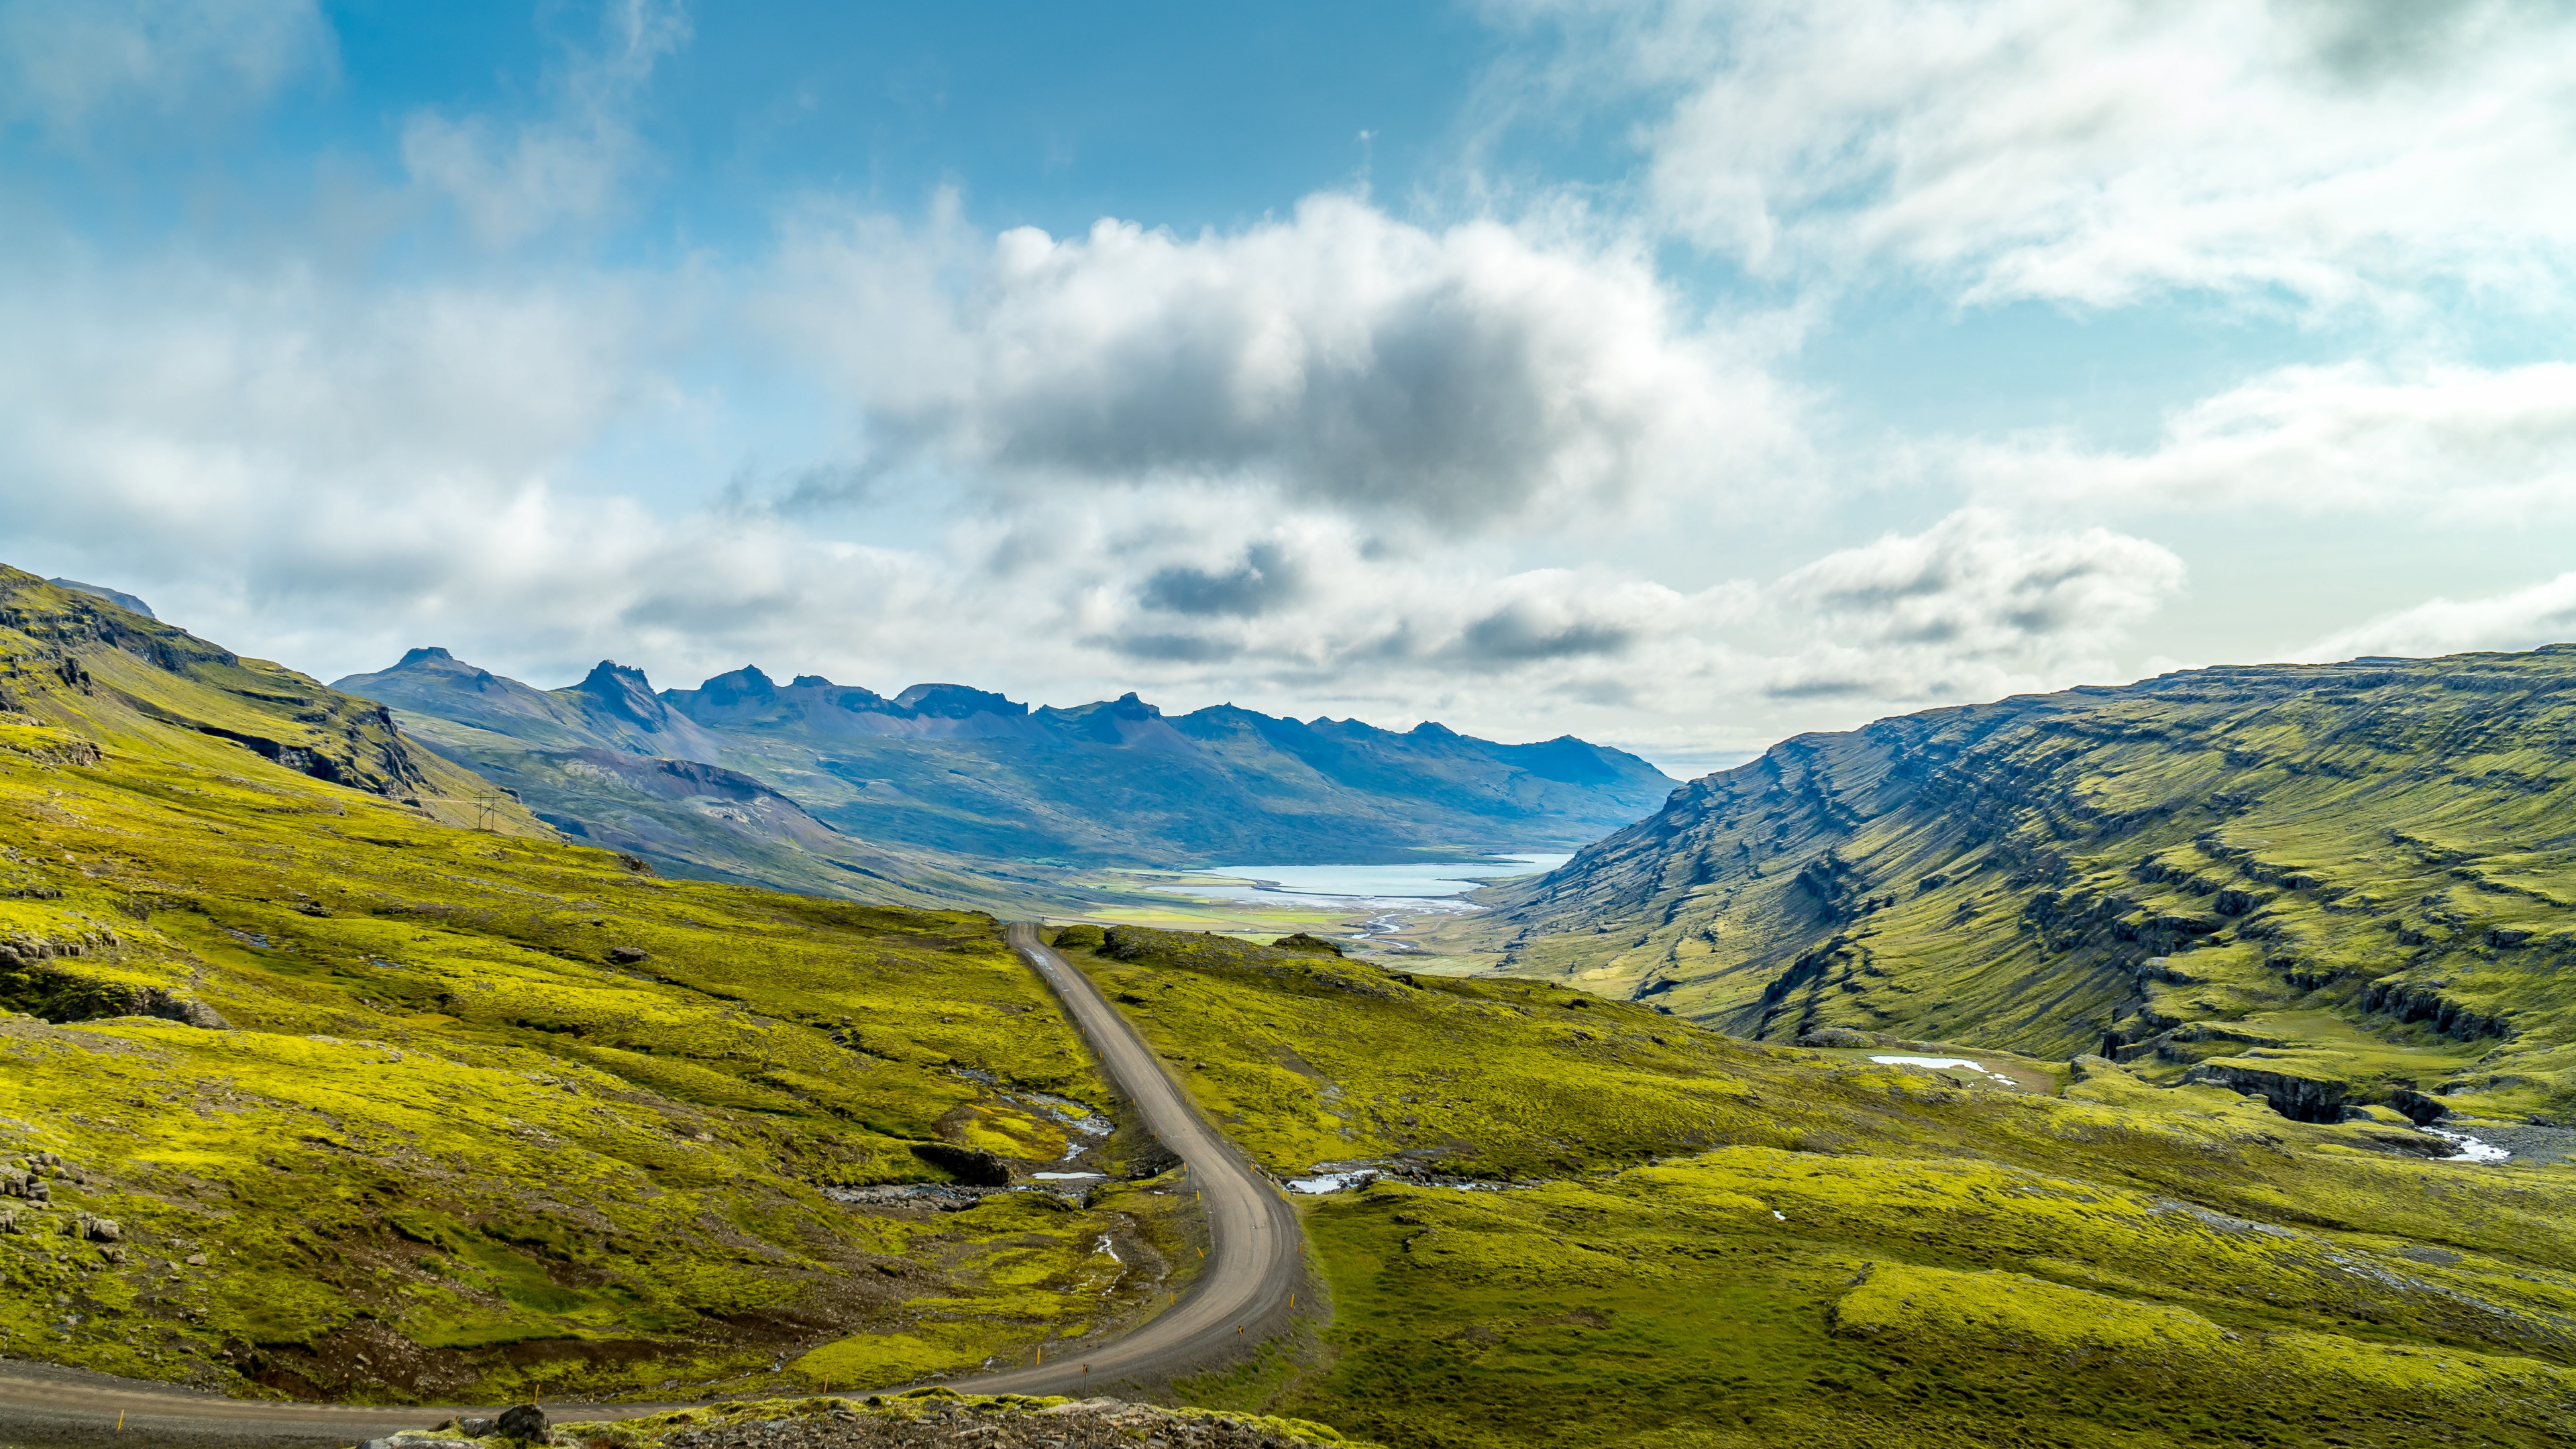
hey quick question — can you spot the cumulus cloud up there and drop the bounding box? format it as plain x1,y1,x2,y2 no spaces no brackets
1531,0,2576,310
1759,510,2185,700
1138,542,1309,619
768,193,1801,531
0,0,331,137
2300,574,2576,662
401,0,690,246
1956,361,2576,515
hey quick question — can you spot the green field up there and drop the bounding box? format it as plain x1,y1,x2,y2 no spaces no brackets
1076,926,2576,1448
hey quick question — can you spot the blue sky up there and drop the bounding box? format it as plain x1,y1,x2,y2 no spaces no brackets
5,0,2575,773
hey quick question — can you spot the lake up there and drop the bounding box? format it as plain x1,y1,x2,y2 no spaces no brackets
1148,855,1570,912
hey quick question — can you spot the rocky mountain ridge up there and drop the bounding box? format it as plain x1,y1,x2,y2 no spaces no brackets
1474,647,2576,1131
335,651,1673,873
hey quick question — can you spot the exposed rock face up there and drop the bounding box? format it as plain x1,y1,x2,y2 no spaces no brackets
1794,1027,1874,1048
1468,646,2576,1107
0,938,231,1029
1270,932,1345,957
1124,1140,1183,1180
910,1142,1012,1187
547,1395,1352,1448
0,568,451,802
2357,978,2511,1040
2182,1063,2349,1122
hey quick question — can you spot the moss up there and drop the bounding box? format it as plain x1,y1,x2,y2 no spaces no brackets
1454,648,2576,1129
0,645,1183,1403
1072,926,2576,1447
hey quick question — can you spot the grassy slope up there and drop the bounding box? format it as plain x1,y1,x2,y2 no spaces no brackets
1437,649,2576,1129
1076,927,2576,1448
386,712,1092,920
0,575,1197,1403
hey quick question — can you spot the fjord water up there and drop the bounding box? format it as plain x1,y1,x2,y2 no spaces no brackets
1153,855,1570,909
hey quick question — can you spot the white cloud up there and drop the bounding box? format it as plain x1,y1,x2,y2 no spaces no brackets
0,0,331,136
1957,361,2576,515
2300,573,2576,661
1758,508,2185,702
401,0,690,246
767,193,1803,531
1534,0,2576,311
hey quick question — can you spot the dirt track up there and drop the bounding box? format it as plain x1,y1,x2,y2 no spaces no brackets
0,924,1307,1447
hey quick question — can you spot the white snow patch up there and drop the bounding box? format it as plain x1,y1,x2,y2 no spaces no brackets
1870,1055,2018,1086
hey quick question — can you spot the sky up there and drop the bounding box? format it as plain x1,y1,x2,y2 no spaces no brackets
5,0,2575,776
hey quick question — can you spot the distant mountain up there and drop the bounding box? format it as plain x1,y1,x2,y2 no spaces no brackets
1469,647,2576,1128
46,578,154,619
335,653,1675,870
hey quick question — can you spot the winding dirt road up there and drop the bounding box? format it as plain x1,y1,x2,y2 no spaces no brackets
0,923,1306,1447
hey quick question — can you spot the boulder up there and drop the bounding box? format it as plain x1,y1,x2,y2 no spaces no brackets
83,1216,120,1242
496,1404,548,1440
1271,932,1346,957
911,1142,1012,1187
1124,1140,1183,1180
608,945,650,964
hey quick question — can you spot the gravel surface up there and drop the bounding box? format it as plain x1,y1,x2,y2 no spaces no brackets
524,1396,1362,1449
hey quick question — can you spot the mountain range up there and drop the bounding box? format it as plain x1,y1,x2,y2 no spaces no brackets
331,647,1673,889
9,558,2576,1446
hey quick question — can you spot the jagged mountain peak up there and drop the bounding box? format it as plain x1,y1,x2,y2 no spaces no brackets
395,645,455,667
894,682,1026,718
694,664,780,704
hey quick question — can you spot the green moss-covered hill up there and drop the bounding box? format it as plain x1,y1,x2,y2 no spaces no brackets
1070,927,2576,1448
1458,648,2576,1133
0,571,1192,1404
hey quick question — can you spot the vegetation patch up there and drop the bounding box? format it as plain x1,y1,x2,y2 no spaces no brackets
0,572,1203,1403
1075,926,2576,1447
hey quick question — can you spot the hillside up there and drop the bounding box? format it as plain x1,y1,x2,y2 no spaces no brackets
1057,926,2576,1449
334,653,1672,871
1462,648,2576,1134
5,572,2575,1448
0,572,1201,1403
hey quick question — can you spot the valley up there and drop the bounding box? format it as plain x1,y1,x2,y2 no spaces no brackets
1437,651,2576,1157
329,651,1671,926
4,564,2576,1449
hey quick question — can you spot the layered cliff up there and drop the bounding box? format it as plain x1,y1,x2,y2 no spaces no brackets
1480,648,2576,1124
